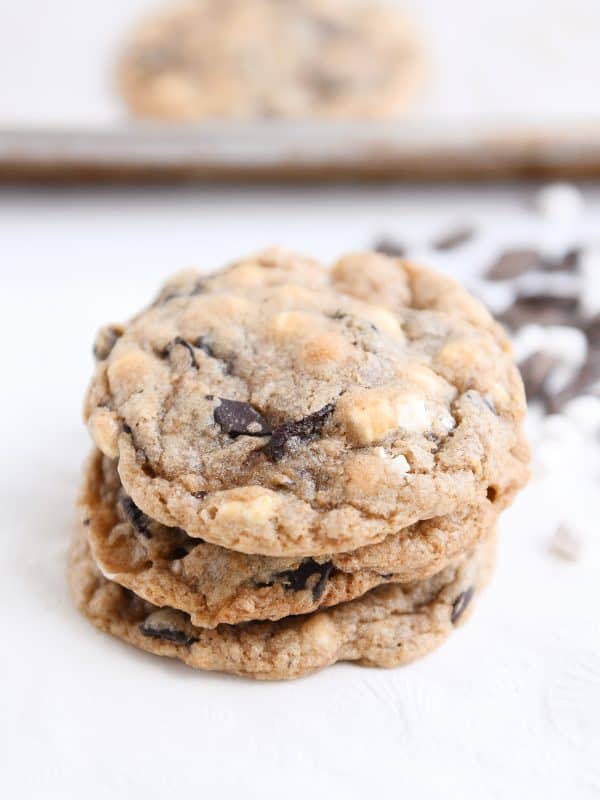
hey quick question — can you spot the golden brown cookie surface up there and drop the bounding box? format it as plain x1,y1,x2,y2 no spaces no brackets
119,0,422,120
85,248,528,555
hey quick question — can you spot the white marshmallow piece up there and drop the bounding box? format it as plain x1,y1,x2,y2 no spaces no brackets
549,522,584,561
535,183,585,222
578,248,600,319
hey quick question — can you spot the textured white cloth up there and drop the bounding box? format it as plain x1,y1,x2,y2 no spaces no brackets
1,184,599,800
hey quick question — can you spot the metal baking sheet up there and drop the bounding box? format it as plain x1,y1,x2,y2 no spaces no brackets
2,0,600,181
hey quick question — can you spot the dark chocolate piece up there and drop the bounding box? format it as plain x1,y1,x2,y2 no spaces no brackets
545,247,581,272
93,326,121,360
214,399,271,437
373,237,406,258
498,296,579,329
139,620,198,646
194,336,215,358
163,336,198,368
277,559,334,601
432,226,475,252
264,403,335,461
486,249,541,281
120,497,151,538
518,352,562,401
451,587,474,624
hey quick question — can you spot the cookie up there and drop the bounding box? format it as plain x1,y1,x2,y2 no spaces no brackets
82,449,517,627
119,0,422,120
85,248,528,556
69,525,496,681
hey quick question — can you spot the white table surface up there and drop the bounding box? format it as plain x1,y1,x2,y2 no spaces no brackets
1,182,600,799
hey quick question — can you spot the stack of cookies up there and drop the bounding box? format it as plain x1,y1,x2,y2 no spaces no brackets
70,249,529,680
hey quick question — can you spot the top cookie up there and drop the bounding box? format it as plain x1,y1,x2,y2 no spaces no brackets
85,248,527,556
119,0,421,120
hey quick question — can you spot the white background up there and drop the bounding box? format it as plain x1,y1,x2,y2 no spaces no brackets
1,182,600,798
1,0,599,124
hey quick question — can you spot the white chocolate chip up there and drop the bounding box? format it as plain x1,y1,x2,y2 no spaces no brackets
202,489,277,529
394,395,430,433
373,447,410,476
87,408,121,459
302,613,340,656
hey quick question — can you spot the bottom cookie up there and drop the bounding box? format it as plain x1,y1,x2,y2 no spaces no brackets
69,526,496,681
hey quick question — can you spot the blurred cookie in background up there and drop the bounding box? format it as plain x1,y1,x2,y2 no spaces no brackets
119,0,423,120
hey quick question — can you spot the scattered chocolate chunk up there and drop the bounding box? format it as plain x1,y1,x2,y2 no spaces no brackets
486,249,541,281
518,352,562,402
498,296,579,329
120,497,151,538
451,587,474,624
93,326,121,360
547,348,600,412
264,403,335,461
373,237,406,258
276,559,334,601
162,336,198,368
214,399,271,437
139,612,198,646
545,247,581,272
584,316,600,347
432,226,476,252
377,572,393,579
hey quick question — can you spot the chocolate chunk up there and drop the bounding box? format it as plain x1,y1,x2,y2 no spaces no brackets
277,559,334,601
481,395,497,415
155,279,205,306
584,316,600,347
93,326,121,360
432,226,475,252
498,296,579,329
169,529,204,559
120,497,151,538
163,337,198,368
451,587,474,624
194,336,215,358
373,237,406,258
545,247,581,272
214,399,271,437
307,70,349,98
377,572,393,579
264,403,335,461
518,352,562,401
486,249,542,281
547,347,600,412
139,618,198,646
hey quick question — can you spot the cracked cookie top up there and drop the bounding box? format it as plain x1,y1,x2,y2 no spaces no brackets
119,0,422,120
85,248,527,555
